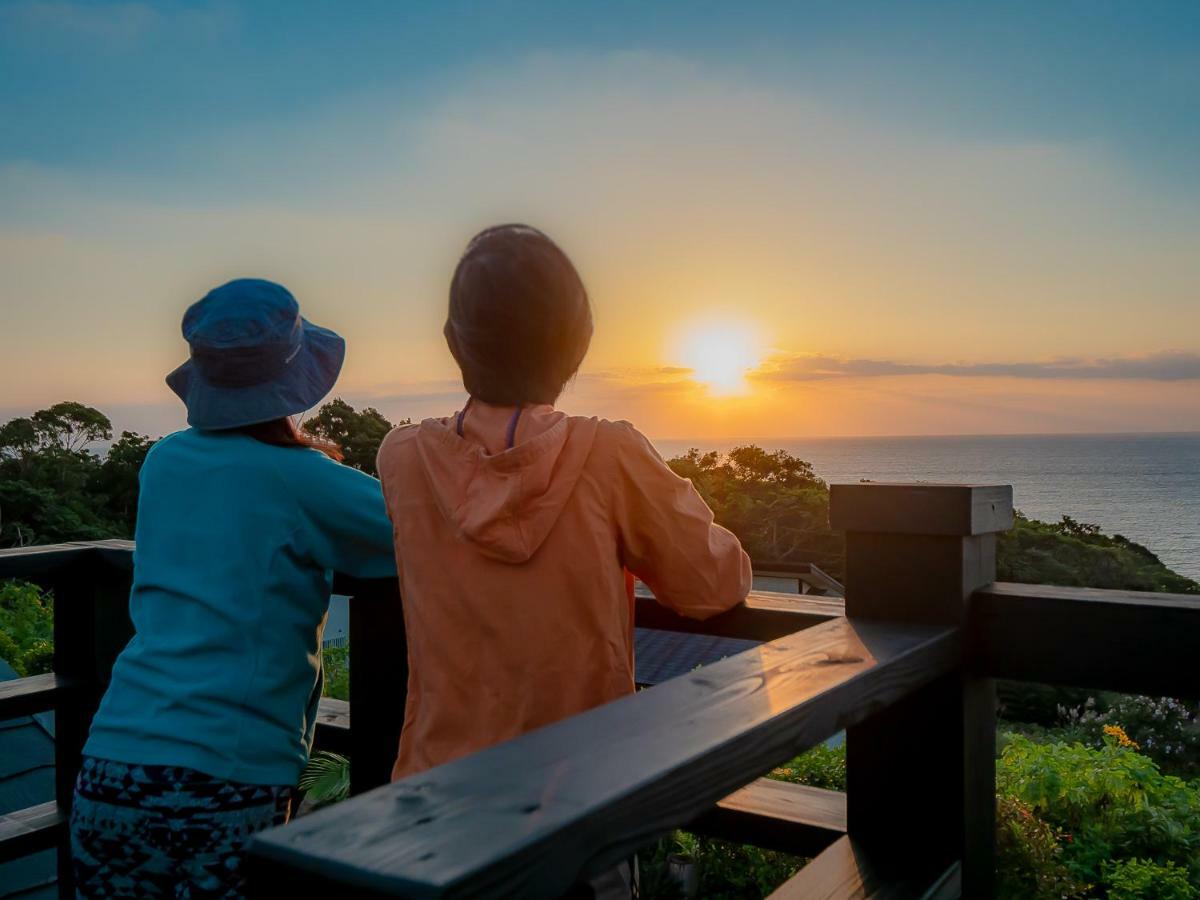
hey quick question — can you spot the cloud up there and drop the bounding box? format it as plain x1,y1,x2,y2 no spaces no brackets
753,351,1200,382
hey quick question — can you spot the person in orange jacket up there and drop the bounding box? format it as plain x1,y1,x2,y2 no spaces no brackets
375,224,752,895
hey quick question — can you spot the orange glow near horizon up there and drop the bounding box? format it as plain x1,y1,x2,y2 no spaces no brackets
673,320,763,396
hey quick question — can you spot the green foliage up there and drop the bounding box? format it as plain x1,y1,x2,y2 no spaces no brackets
996,795,1089,897
1103,858,1196,899
997,732,1200,895
298,751,351,808
323,645,349,700
768,742,846,791
0,581,54,676
301,398,405,475
640,831,801,900
668,449,1200,594
998,512,1199,594
0,402,146,545
90,431,156,534
1057,695,1200,777
667,446,842,575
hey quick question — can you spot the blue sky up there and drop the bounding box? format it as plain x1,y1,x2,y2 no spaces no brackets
4,2,1196,184
2,1,1199,437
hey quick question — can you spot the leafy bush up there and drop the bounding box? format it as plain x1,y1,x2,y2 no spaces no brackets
1060,695,1200,777
0,580,54,675
997,732,1200,894
995,795,1088,897
1103,858,1195,899
998,513,1199,594
323,645,349,700
768,742,846,791
639,831,801,900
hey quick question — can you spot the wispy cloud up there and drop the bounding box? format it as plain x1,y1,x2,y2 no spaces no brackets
753,351,1200,382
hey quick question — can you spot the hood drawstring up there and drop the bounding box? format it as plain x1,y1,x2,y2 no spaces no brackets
456,400,524,451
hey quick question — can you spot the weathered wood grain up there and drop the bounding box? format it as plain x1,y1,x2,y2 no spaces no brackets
691,778,845,856
0,673,75,719
248,617,959,898
768,836,961,899
973,582,1200,699
0,801,63,864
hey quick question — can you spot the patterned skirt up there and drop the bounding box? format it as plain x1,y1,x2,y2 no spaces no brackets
70,756,291,899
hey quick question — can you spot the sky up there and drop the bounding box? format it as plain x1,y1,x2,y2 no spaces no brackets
2,0,1199,440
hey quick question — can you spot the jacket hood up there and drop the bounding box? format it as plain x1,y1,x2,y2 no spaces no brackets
414,406,599,563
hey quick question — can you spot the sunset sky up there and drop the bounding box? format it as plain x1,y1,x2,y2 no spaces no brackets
2,1,1198,440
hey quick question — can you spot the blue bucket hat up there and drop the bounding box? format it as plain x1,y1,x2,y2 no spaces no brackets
166,279,346,430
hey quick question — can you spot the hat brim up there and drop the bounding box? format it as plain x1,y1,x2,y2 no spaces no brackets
166,320,346,430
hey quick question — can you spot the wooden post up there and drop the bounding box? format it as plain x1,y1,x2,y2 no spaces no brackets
51,549,134,899
830,483,1012,898
345,577,408,795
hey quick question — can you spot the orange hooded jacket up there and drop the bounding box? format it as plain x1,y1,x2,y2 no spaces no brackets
376,401,752,779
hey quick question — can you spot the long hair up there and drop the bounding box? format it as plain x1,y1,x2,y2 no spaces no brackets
235,417,343,461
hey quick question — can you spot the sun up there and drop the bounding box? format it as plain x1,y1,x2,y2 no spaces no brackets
676,321,762,395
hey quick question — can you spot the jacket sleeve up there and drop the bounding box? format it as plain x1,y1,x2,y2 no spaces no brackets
612,423,752,619
292,451,398,579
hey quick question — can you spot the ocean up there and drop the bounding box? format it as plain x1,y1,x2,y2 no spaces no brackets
653,433,1200,582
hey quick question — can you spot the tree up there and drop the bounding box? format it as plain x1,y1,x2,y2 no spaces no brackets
1,403,126,544
29,402,112,453
90,431,156,534
667,445,841,572
302,398,406,475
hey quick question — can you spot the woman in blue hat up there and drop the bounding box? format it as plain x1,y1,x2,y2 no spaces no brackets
70,279,396,898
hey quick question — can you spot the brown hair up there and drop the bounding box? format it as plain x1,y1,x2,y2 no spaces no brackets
445,224,592,406
235,417,343,461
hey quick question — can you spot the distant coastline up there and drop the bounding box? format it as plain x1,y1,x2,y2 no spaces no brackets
653,432,1200,581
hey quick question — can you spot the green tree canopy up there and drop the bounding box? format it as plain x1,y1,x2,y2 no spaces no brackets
302,398,406,475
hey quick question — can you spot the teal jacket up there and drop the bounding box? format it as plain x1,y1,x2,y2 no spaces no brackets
84,428,396,786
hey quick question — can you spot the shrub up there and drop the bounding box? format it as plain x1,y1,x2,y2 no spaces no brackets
768,742,846,791
995,795,1088,898
639,831,801,900
1103,858,1195,899
1060,695,1200,777
997,732,1200,891
0,580,54,676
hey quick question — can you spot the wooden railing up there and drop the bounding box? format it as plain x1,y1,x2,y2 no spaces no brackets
0,483,1197,898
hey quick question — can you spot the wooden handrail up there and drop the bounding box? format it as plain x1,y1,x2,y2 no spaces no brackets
972,582,1200,698
4,481,1197,900
247,618,959,898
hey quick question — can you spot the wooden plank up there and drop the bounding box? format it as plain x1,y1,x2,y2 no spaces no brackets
313,697,351,756
247,617,959,899
830,483,1013,537
346,577,407,795
634,589,844,641
973,582,1200,699
690,778,845,857
0,543,93,579
768,836,961,899
0,673,75,719
0,801,64,864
